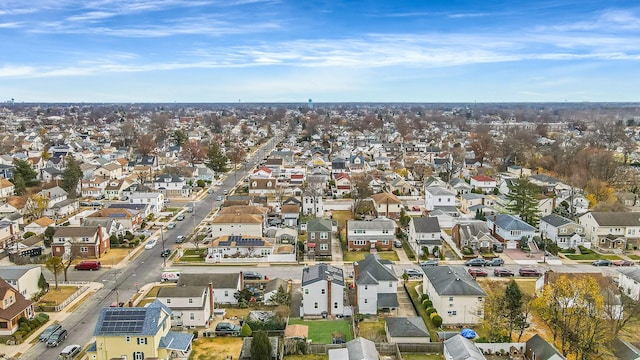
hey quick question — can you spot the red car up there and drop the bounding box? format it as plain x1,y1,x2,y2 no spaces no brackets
468,268,488,277
614,260,635,266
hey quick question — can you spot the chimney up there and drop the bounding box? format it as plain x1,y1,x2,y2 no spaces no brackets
353,262,359,305
492,215,497,235
97,225,105,258
208,282,214,319
327,276,332,316
239,271,244,289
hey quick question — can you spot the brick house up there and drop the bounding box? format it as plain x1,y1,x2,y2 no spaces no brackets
51,226,110,259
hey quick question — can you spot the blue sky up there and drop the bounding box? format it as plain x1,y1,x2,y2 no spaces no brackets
0,0,639,102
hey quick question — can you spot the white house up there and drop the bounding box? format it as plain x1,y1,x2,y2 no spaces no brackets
424,186,456,212
469,175,496,194
354,254,399,315
301,263,345,317
0,179,14,199
210,214,264,238
422,266,487,325
539,214,585,250
0,265,42,300
157,285,213,328
153,174,192,198
618,268,640,301
24,217,56,235
129,192,165,214
487,214,537,250
578,212,640,250
408,217,442,256
177,273,241,305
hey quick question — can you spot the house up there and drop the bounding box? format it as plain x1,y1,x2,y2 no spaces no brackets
94,162,123,180
424,186,457,214
371,192,402,219
0,221,18,249
0,196,26,215
0,164,15,179
408,217,442,257
0,278,34,335
305,218,335,258
385,316,430,344
85,208,142,232
0,179,14,199
280,204,300,227
618,268,640,301
210,213,264,238
177,273,242,305
346,218,396,251
51,226,110,259
449,178,472,195
452,221,498,253
354,254,399,315
129,192,165,215
252,166,274,179
328,337,379,360
157,284,213,328
301,188,324,217
578,212,640,250
525,334,566,360
507,165,532,178
460,193,495,215
104,179,132,200
469,175,496,194
301,263,345,317
153,174,192,198
539,214,585,250
422,266,487,325
333,172,352,197
44,199,78,219
248,178,278,195
23,217,55,235
388,177,414,195
444,334,485,360
87,300,193,360
206,235,274,261
0,265,42,300
487,214,537,250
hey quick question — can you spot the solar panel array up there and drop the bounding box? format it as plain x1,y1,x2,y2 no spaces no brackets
218,235,264,247
100,309,146,334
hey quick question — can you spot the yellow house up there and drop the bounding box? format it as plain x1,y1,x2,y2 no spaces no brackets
86,300,193,360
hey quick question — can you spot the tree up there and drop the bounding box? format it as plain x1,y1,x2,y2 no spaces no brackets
504,280,527,338
470,125,495,167
250,330,272,360
351,175,373,217
26,194,49,220
61,155,82,198
602,278,640,338
226,145,247,172
12,173,26,195
43,226,56,248
120,120,138,147
205,142,228,173
12,159,38,187
150,112,173,144
62,253,77,282
181,140,207,166
136,134,156,156
45,256,64,290
505,177,540,226
172,129,189,147
38,272,49,292
240,323,253,337
269,285,291,306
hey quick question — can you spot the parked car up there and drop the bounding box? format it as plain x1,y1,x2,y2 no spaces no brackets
208,189,214,194
74,261,101,271
592,259,612,266
492,243,504,253
216,195,223,201
486,258,505,266
243,271,263,280
465,258,487,267
614,260,635,266
186,207,194,213
467,268,489,277
404,268,423,278
160,249,171,257
214,322,240,336
175,235,186,243
393,240,403,248
47,328,68,347
216,181,223,186
519,268,542,277
419,260,439,267
494,268,515,277
39,323,62,342
176,214,185,221
59,344,81,359
167,222,176,229
145,239,158,249
224,189,228,195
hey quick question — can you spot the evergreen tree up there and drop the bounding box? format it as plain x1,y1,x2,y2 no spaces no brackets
43,226,56,247
504,280,524,336
172,129,189,147
505,177,540,226
61,155,83,198
269,285,291,306
206,142,228,173
12,159,38,187
12,173,26,195
250,330,272,360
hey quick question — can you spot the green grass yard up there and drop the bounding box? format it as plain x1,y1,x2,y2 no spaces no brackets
343,251,399,262
288,319,353,344
565,253,621,261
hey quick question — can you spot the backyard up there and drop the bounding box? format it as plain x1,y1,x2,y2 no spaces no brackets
189,337,243,360
357,318,386,342
287,319,353,344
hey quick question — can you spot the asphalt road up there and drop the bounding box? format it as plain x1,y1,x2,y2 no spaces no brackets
24,134,283,359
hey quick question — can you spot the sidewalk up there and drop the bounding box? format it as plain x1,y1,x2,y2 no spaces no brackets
0,281,104,359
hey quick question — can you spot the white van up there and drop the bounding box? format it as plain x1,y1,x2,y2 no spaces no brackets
161,270,181,282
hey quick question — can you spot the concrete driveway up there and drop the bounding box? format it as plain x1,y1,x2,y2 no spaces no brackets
396,283,417,317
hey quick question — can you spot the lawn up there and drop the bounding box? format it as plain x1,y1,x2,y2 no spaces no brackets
343,251,399,262
189,337,244,360
38,286,79,306
285,355,328,360
565,253,621,261
179,249,206,262
288,319,353,344
477,278,537,297
628,254,640,260
403,355,444,360
331,210,353,228
103,247,138,266
358,319,386,342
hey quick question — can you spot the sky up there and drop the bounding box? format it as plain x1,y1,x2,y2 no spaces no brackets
0,0,639,103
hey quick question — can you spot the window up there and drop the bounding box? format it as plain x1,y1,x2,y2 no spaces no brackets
447,310,457,316
82,237,90,242
389,282,393,287
334,302,338,309
304,289,309,295
134,352,144,360
125,336,131,342
364,299,368,303
510,230,522,236
224,291,229,297
190,313,195,320
449,296,454,302
478,297,483,302
477,310,483,316
320,232,328,239
364,285,368,290
80,247,88,253
314,302,318,309
137,337,147,345
320,244,328,251
0,322,7,329
382,229,389,234
355,229,365,234
188,298,193,304
310,233,315,240
560,228,567,234
167,299,171,304
321,289,325,295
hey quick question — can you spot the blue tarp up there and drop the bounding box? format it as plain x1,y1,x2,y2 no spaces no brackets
461,328,477,339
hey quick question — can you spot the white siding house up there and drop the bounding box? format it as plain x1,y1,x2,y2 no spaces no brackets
301,264,345,317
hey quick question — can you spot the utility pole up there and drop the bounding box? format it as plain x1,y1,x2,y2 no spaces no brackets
161,224,166,267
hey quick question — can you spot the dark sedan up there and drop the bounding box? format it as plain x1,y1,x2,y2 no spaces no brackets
592,259,612,267
465,258,487,267
494,268,515,277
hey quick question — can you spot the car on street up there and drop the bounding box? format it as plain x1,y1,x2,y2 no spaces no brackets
186,207,194,213
160,249,171,257
224,189,228,195
74,261,101,271
46,328,68,347
59,344,81,359
243,271,263,280
216,195,223,201
167,222,176,229
494,268,515,277
614,260,635,266
467,268,489,277
419,260,439,266
486,258,505,266
208,189,214,194
465,258,487,267
176,214,185,221
404,268,423,278
175,235,186,243
145,239,158,249
393,240,403,248
216,181,223,186
519,268,542,277
39,323,62,342
214,322,241,336
592,259,612,266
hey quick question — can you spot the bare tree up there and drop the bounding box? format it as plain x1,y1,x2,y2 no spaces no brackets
136,134,156,156
151,112,173,145
181,140,207,167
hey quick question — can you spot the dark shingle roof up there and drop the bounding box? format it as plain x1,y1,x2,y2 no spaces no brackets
423,266,487,296
412,217,441,233
494,214,536,232
377,293,399,308
386,317,429,338
526,334,566,360
301,263,344,287
589,212,640,227
177,273,240,289
355,254,397,284
540,214,573,227
306,219,333,232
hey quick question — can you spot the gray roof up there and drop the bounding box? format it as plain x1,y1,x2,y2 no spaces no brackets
526,334,566,360
412,217,441,234
444,334,485,360
345,337,378,360
377,293,399,308
301,263,344,287
457,221,492,240
493,214,536,232
461,193,484,200
355,254,397,285
386,317,429,338
347,218,396,231
612,337,640,360
540,214,573,228
619,268,640,283
177,273,240,289
425,186,455,196
588,212,640,227
530,174,560,184
157,286,206,298
94,300,171,336
423,266,487,296
0,265,39,280
159,331,194,352
307,218,333,232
